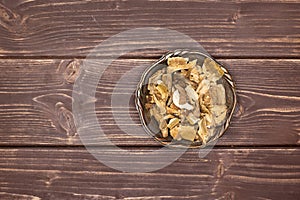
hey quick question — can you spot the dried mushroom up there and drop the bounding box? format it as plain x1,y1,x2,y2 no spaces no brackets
167,118,180,129
145,56,229,145
178,126,196,141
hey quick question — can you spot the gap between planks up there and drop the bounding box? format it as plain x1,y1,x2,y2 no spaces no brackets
0,145,298,149
0,55,300,60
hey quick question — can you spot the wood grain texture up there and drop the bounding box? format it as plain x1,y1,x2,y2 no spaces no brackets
0,58,299,146
0,147,299,199
0,0,299,57
0,0,299,199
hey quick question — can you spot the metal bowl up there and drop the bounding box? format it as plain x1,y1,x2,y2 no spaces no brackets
135,50,236,148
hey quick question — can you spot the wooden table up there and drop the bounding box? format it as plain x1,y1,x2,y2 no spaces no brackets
0,0,299,199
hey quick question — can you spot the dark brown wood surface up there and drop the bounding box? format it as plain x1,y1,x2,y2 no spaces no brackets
0,0,299,199
0,0,299,58
0,59,299,146
0,147,299,199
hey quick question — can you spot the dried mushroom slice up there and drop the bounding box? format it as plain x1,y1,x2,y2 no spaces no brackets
186,112,199,125
170,126,180,140
167,57,188,67
156,83,169,102
196,79,210,94
172,90,193,110
168,118,180,129
209,84,226,105
162,74,172,92
211,105,228,125
153,95,166,114
189,68,201,83
202,58,224,81
148,69,162,85
178,126,196,141
198,118,208,144
185,85,198,102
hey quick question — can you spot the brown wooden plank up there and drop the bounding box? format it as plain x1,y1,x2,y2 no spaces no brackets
0,0,299,57
0,58,299,146
0,147,299,199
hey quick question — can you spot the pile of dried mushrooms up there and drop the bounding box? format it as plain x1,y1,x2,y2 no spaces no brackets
145,56,228,144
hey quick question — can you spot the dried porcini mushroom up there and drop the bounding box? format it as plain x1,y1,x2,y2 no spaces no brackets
136,51,236,148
